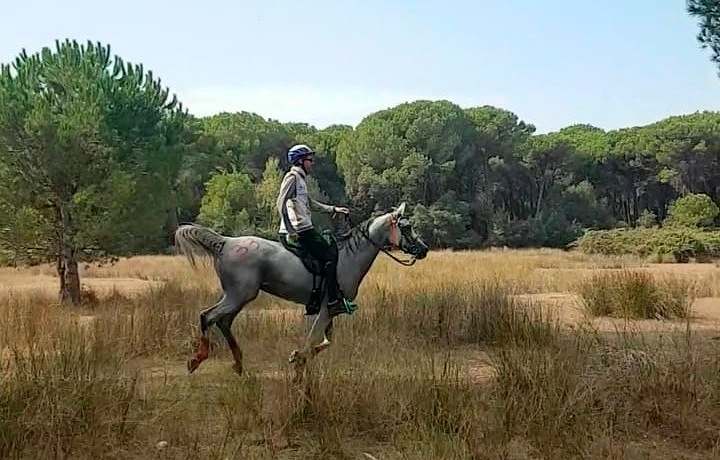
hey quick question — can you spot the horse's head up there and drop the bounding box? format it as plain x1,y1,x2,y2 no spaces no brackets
371,202,428,261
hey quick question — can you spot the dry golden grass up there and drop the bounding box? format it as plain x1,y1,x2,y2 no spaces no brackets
1,249,720,458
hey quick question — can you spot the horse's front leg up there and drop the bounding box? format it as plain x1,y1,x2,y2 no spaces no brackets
313,320,334,355
289,308,332,376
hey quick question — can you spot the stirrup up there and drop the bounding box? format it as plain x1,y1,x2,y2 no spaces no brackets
328,298,358,317
342,298,358,314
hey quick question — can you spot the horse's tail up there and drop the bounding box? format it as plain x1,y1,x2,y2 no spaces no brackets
174,224,227,267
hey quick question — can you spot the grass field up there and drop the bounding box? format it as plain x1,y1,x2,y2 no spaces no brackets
2,249,720,459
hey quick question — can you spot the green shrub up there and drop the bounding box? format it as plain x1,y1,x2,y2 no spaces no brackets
574,227,720,262
490,211,582,248
665,193,719,228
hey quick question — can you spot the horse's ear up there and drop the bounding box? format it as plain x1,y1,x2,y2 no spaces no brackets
394,202,407,217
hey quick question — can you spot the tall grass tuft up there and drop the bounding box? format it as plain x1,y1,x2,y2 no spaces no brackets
490,329,720,457
101,280,218,358
277,351,487,459
578,270,693,319
0,323,138,458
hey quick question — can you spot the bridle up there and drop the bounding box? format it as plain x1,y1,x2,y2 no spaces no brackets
355,215,418,267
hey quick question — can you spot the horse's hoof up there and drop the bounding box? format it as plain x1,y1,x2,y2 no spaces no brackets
288,350,299,364
289,350,307,366
313,339,331,355
188,357,200,374
232,362,243,376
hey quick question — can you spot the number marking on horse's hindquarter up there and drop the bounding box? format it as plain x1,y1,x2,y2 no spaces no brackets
232,240,259,258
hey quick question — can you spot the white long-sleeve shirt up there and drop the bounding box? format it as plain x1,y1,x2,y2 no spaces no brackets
276,166,335,234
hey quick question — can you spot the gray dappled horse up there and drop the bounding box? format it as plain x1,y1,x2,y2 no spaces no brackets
175,203,428,375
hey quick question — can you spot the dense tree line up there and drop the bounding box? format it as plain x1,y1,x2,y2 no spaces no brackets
177,104,720,252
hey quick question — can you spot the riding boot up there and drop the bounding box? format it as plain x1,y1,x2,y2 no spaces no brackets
324,262,343,317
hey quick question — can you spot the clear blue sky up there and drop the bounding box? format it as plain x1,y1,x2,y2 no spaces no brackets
2,0,717,133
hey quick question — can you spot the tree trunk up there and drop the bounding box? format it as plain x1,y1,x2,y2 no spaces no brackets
61,253,80,305
59,204,81,305
56,255,66,300
535,180,545,217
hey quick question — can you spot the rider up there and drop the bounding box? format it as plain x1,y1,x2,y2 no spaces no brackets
277,144,358,317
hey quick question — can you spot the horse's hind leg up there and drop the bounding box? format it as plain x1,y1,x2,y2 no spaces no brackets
216,311,244,375
188,295,229,374
208,285,258,375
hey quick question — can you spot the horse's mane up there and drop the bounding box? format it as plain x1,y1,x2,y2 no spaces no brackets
335,217,375,253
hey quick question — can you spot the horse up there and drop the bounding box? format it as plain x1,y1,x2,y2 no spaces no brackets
174,202,428,375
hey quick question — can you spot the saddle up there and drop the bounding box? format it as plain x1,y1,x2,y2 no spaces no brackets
279,231,338,315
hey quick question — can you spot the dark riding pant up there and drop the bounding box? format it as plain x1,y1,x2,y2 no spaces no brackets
297,228,340,303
